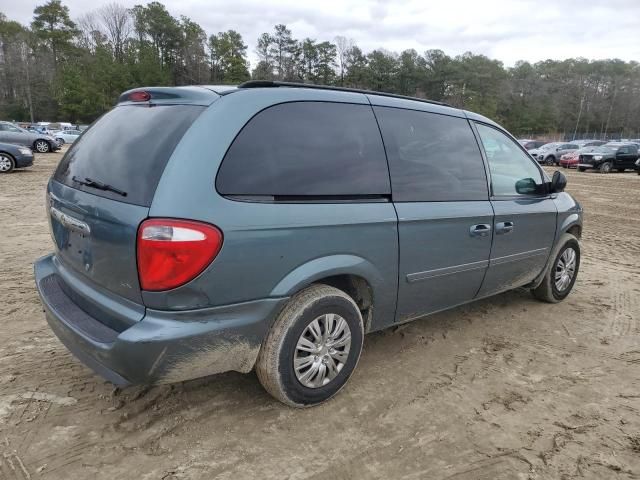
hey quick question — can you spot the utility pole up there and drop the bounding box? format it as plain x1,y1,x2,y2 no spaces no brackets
572,93,585,141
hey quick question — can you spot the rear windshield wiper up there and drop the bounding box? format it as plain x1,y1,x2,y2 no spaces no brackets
72,176,127,197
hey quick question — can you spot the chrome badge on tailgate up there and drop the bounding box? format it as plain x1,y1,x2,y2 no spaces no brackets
50,206,91,235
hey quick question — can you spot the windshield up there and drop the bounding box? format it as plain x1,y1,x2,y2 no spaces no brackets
539,143,558,150
591,145,617,153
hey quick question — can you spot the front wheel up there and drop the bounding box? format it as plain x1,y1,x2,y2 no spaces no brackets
34,140,51,153
599,161,612,173
256,284,364,407
546,156,555,166
0,153,15,173
56,138,65,145
533,233,580,303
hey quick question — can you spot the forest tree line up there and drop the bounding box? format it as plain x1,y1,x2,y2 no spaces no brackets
1,0,639,138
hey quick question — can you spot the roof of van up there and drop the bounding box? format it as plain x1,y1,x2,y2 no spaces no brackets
117,82,501,129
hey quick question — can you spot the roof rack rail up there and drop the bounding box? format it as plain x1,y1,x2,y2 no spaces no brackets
237,80,450,107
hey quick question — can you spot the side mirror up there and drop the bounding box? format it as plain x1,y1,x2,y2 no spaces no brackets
515,177,538,195
550,170,567,193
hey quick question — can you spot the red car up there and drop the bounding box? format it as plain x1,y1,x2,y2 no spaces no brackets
560,147,599,168
560,151,579,168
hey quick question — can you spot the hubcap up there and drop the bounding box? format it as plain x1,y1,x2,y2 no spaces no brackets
0,155,11,172
36,141,48,153
555,247,577,292
294,313,351,388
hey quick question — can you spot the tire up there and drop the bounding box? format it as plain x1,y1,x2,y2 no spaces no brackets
34,140,51,153
56,138,65,145
599,161,612,173
0,153,15,173
562,165,567,169
546,156,555,166
578,167,586,172
256,284,364,407
532,233,580,303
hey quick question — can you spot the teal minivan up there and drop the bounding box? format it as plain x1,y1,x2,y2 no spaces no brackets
35,82,582,407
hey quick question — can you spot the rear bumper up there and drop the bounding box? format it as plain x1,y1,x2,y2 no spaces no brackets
15,152,34,168
35,254,286,385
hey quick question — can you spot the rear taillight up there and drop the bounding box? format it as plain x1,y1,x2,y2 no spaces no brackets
137,219,223,291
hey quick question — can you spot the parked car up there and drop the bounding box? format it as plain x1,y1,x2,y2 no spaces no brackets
54,129,82,144
572,139,606,148
0,122,60,153
518,139,547,150
577,142,640,173
34,82,582,407
0,141,34,173
560,146,600,168
529,142,580,165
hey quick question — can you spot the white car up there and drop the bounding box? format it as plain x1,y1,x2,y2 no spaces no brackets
54,129,82,145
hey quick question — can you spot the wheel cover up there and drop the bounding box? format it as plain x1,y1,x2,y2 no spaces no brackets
35,141,48,152
601,163,611,173
294,313,351,388
555,247,577,292
0,155,11,172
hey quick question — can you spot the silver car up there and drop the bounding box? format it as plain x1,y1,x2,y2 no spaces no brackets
0,121,60,153
54,129,82,145
529,142,579,166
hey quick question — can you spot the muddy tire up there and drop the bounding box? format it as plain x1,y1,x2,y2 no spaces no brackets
256,284,364,407
532,233,580,303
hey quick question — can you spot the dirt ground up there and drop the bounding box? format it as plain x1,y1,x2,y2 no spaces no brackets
1,148,639,480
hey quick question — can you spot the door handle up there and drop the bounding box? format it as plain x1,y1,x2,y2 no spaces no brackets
496,221,514,235
470,223,491,237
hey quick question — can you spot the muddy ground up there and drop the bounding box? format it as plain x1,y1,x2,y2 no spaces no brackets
0,148,639,480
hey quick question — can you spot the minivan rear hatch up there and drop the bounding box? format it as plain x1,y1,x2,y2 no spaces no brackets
49,100,207,305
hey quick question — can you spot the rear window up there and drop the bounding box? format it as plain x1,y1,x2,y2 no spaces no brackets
216,102,390,198
54,105,204,206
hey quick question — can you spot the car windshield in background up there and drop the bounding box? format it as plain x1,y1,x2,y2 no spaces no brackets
54,105,204,206
592,145,617,153
539,143,559,150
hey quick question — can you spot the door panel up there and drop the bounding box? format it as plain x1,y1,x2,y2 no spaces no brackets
477,198,556,297
395,202,493,323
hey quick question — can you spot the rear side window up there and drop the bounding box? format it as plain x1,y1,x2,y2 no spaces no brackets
216,102,390,198
373,107,488,202
54,105,204,206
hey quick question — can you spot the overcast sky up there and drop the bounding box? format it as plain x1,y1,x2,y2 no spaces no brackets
3,0,639,67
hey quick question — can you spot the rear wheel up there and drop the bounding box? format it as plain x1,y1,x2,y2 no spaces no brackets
533,233,580,303
256,284,364,407
0,153,15,173
599,161,612,173
34,140,50,153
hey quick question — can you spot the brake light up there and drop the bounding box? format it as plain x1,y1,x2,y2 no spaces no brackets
137,219,223,291
128,91,151,102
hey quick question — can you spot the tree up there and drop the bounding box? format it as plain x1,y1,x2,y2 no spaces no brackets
98,2,131,62
334,35,353,85
209,30,250,83
31,0,78,73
